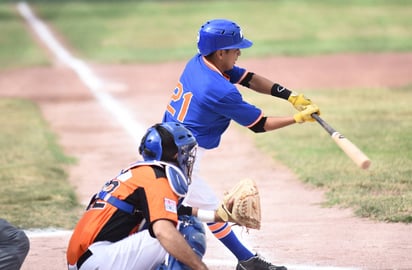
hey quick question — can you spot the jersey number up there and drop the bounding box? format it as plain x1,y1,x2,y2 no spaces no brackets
166,82,193,122
90,179,120,210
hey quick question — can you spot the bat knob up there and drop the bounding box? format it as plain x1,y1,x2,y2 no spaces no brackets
361,160,371,170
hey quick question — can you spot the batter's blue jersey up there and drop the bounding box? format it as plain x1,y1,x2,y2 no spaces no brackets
163,54,263,149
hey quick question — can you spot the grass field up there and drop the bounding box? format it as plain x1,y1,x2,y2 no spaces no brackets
0,0,411,228
0,2,48,69
2,0,412,66
0,98,82,229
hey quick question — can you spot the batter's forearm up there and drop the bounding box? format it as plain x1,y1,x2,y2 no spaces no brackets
247,74,274,95
264,116,296,131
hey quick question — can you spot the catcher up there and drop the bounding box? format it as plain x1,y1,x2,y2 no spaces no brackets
66,122,209,270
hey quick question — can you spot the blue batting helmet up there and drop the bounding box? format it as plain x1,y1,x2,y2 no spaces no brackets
139,122,197,180
197,19,253,56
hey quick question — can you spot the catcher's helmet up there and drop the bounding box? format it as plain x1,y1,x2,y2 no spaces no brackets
139,122,197,180
197,19,253,56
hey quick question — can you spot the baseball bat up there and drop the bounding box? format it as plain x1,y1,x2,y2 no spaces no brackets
311,114,371,169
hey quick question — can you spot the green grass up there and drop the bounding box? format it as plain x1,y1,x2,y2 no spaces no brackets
241,85,412,223
0,98,82,229
3,0,411,65
0,3,49,69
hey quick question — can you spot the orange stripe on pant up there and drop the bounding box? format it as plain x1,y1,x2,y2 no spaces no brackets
208,222,232,239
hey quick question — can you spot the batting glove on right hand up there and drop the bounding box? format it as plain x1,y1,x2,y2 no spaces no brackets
293,104,320,123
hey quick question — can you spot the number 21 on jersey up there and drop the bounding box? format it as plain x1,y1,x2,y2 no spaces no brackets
166,82,193,122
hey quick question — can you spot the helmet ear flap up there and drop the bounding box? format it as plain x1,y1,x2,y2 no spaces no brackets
139,126,163,161
139,132,153,156
138,133,148,155
142,148,157,159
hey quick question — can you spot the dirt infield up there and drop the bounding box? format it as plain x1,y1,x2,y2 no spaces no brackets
1,53,411,270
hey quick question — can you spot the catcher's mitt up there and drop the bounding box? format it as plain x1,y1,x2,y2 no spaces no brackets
217,178,261,230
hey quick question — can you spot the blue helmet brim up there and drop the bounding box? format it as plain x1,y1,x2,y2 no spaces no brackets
220,38,253,50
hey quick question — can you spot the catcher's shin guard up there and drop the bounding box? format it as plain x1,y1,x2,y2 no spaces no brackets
156,215,206,270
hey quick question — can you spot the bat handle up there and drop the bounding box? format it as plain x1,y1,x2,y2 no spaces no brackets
311,113,336,136
311,113,321,122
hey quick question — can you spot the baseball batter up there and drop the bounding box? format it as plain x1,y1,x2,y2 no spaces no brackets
66,122,208,270
163,19,320,270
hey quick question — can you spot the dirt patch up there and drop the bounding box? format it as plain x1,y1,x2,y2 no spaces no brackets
1,53,411,270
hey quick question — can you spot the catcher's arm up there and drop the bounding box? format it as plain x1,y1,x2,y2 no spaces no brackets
177,179,261,230
177,206,223,223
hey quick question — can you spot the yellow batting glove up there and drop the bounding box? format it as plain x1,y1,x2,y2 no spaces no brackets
293,104,320,123
288,93,312,111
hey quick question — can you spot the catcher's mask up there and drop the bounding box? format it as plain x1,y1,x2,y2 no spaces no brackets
139,122,197,182
197,18,253,56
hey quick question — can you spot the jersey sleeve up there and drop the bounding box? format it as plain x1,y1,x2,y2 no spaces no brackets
225,66,247,84
213,89,263,127
145,178,180,237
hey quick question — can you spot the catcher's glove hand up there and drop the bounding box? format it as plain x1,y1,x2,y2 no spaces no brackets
217,179,261,230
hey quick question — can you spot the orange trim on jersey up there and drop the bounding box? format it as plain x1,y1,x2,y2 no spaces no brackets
236,70,249,84
202,56,230,81
246,112,264,128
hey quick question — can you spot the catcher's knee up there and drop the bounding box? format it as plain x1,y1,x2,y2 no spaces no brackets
156,215,206,269
179,215,206,258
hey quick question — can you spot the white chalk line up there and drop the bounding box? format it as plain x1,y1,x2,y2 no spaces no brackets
17,2,146,143
24,228,73,238
17,2,361,269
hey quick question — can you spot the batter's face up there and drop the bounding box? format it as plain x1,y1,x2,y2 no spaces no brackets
221,48,241,71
